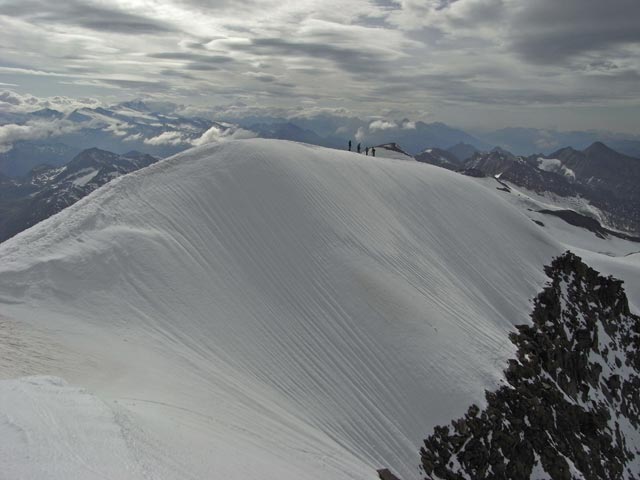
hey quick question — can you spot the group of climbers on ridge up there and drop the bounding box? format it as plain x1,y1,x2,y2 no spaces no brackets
348,140,375,157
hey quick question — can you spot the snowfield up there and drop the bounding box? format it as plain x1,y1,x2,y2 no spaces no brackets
536,157,576,180
0,139,638,479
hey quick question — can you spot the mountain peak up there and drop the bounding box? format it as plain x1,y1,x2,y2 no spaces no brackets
488,146,518,160
450,141,474,148
67,147,120,168
30,108,64,119
447,142,479,162
116,99,151,112
584,141,615,155
76,147,114,157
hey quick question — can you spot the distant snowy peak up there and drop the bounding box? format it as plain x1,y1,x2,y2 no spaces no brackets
114,99,152,112
475,127,640,158
29,108,64,120
0,148,158,243
550,141,640,184
460,142,640,234
21,104,242,160
464,148,524,174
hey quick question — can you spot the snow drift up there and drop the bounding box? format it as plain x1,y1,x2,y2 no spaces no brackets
0,139,637,479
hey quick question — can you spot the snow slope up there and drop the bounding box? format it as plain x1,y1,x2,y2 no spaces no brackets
0,139,638,479
466,175,640,312
0,376,149,480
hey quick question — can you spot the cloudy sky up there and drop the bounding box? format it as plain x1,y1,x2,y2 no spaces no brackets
0,0,639,133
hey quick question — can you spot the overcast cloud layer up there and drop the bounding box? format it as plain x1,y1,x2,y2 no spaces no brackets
0,0,639,133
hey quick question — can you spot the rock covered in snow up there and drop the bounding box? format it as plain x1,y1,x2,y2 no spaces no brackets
419,251,640,480
374,143,415,161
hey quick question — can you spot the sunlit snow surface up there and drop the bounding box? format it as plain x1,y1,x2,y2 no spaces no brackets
0,139,638,479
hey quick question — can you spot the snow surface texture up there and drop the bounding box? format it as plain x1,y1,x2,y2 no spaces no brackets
0,139,638,479
468,175,640,312
0,376,149,480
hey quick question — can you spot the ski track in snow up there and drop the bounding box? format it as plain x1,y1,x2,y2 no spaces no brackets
0,139,638,479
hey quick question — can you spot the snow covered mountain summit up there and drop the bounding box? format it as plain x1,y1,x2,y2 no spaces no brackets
0,139,638,479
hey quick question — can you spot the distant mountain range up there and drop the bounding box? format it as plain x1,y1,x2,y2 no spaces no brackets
0,101,231,177
0,141,81,177
412,141,640,235
2,136,639,246
1,100,639,240
415,147,461,170
2,100,640,178
474,127,640,158
236,114,640,158
232,117,491,154
0,148,157,242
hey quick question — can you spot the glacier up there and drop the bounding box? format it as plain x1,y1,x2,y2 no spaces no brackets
0,139,638,479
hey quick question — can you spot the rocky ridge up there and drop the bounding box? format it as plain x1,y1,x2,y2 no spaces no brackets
418,252,640,479
460,144,640,235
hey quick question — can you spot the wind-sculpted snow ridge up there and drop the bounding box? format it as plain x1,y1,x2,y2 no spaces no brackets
0,139,637,479
419,252,640,480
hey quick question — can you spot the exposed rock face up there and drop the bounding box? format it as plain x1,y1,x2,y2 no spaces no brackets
462,143,640,235
464,148,580,198
415,148,461,171
539,210,640,243
420,252,640,480
378,468,402,480
447,142,478,163
548,143,640,235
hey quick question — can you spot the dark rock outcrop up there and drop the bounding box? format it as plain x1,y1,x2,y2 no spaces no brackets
447,142,479,163
415,148,461,171
462,143,640,235
419,252,640,480
378,468,402,480
539,210,640,243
